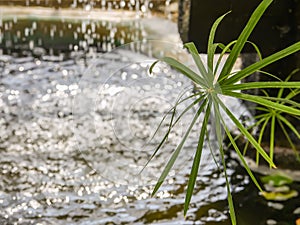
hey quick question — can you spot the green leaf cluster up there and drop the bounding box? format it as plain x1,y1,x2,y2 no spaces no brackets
147,0,300,224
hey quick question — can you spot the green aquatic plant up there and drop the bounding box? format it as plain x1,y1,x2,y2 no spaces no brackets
261,173,293,187
245,72,300,165
260,173,298,201
146,0,300,224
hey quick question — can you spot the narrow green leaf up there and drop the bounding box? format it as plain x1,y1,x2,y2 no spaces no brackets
243,140,250,156
206,129,222,173
225,165,236,225
224,91,300,116
257,115,271,145
258,70,283,82
149,60,159,74
215,43,229,52
269,114,276,167
261,89,270,98
141,91,204,174
223,42,300,85
222,81,300,91
214,40,237,77
151,100,207,196
277,73,294,99
255,107,271,113
215,40,262,82
278,119,295,150
140,100,178,174
257,114,271,164
212,97,223,146
278,119,300,161
246,41,263,61
148,88,200,144
259,96,300,108
220,0,273,80
184,102,211,215
184,42,208,81
207,12,231,71
211,95,236,225
159,56,207,87
173,95,206,126
222,118,263,192
285,89,300,101
277,114,300,139
215,96,276,167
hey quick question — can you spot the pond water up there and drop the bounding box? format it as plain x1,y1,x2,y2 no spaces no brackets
0,1,300,225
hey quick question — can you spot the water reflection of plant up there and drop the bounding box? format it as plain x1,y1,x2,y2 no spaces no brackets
146,0,300,224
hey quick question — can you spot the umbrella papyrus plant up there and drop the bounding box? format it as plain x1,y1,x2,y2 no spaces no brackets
145,0,300,224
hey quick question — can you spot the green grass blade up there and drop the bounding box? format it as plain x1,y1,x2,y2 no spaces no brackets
222,117,263,192
257,115,271,145
140,102,178,174
151,100,207,196
285,89,300,100
258,70,283,81
277,114,300,139
224,161,236,225
149,60,159,74
222,81,300,91
184,102,211,216
148,88,199,144
212,98,223,145
150,57,207,87
209,44,219,79
219,0,273,81
278,119,300,161
216,40,262,82
278,120,294,148
257,114,271,164
215,96,276,167
207,12,231,71
255,107,271,113
243,140,249,156
141,92,204,174
211,96,236,225
205,128,222,173
216,43,230,52
154,90,204,136
246,41,263,61
226,117,264,153
173,95,206,126
260,96,300,108
184,42,208,80
278,119,295,149
213,94,263,191
269,114,276,167
223,42,300,85
214,40,237,77
277,73,294,99
224,91,300,116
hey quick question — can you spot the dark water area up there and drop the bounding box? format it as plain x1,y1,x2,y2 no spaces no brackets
1,0,169,12
0,15,145,55
0,2,300,225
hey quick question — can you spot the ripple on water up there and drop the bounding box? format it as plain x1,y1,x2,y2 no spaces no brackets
1,44,282,224
0,48,209,224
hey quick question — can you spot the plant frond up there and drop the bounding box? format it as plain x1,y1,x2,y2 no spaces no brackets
219,0,273,81
184,102,211,215
151,100,208,196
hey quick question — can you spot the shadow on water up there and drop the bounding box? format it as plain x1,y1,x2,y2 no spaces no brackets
0,1,299,225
